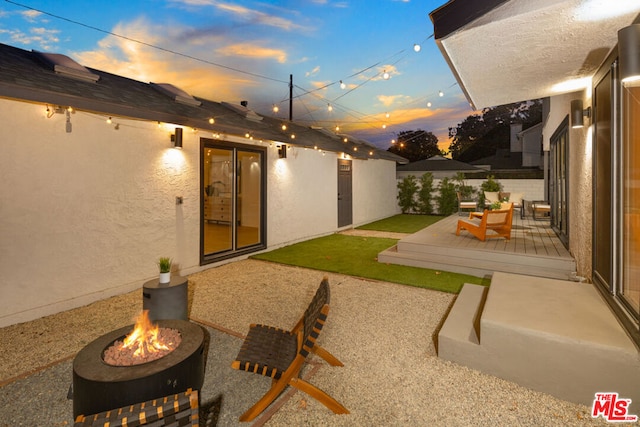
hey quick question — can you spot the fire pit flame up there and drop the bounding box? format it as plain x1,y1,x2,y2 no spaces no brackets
123,310,172,357
103,310,181,366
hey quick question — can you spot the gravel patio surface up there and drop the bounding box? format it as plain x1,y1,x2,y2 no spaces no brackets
0,259,621,426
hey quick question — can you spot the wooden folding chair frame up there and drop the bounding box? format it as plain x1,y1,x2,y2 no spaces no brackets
231,278,348,422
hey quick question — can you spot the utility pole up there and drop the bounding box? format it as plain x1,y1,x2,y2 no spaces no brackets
289,74,293,121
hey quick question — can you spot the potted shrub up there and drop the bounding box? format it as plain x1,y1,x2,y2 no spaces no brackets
158,257,172,284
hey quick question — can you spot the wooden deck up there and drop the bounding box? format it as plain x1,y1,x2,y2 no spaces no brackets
378,212,576,280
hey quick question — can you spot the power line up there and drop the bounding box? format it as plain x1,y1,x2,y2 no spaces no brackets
5,0,288,84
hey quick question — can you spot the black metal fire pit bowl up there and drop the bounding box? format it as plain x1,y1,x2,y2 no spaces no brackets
72,319,206,418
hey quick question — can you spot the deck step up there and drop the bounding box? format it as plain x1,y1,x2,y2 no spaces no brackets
438,284,487,359
378,245,575,280
438,272,640,406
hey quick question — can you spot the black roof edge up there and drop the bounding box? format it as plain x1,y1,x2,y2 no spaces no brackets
429,0,510,39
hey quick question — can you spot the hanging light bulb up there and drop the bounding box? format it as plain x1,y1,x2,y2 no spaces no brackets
343,137,348,143
327,103,333,112
383,70,390,80
385,112,390,118
209,117,215,124
335,125,340,132
106,117,112,124
273,105,279,113
290,134,296,139
391,139,396,144
382,124,387,129
281,124,287,131
439,90,444,97
340,80,346,89
427,101,432,108
413,43,421,52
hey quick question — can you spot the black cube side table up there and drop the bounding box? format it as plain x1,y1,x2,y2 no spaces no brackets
142,275,188,321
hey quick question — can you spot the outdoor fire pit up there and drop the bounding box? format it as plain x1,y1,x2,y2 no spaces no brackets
72,313,206,418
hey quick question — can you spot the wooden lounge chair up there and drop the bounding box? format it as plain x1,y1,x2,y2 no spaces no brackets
456,203,514,241
231,277,348,422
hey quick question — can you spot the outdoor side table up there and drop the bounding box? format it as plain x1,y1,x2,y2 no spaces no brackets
142,275,188,321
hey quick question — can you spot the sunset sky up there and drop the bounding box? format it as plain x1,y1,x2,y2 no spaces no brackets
0,0,478,150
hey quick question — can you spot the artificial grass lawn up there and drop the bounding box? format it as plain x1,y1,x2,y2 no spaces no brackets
250,234,487,294
356,214,443,233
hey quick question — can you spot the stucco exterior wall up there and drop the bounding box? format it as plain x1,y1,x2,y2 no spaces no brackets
0,98,399,327
544,92,593,278
353,158,399,225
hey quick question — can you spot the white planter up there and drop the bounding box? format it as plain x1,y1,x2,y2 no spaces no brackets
159,272,171,284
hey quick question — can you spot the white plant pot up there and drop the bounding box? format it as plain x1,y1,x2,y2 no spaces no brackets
159,272,171,284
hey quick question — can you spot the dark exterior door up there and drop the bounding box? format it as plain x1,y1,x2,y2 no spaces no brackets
337,159,352,227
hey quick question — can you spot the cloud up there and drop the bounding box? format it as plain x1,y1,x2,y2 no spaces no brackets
0,27,60,50
310,80,331,90
216,43,287,63
71,17,283,103
305,66,320,77
175,0,302,31
20,10,43,22
377,94,408,107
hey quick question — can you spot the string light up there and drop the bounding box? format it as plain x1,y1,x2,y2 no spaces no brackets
383,70,390,80
106,117,112,124
427,101,432,107
413,44,421,52
439,90,444,97
281,124,287,131
273,105,279,113
327,103,333,112
208,117,215,124
340,80,346,89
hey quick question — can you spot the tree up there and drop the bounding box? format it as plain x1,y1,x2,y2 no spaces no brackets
397,175,418,213
437,177,458,216
417,173,435,214
448,99,543,162
387,129,440,162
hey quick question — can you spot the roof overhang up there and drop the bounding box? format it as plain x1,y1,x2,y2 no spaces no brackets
430,0,640,109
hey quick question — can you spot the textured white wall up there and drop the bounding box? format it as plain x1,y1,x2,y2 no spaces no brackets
0,100,201,326
353,159,399,225
544,92,593,278
266,146,337,246
0,99,399,326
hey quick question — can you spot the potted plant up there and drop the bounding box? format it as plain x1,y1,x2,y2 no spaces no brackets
158,257,172,284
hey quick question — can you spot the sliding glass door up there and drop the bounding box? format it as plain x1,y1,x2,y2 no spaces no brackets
622,79,640,317
201,139,266,263
549,117,569,247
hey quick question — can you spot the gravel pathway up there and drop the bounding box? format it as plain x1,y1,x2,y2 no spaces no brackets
0,258,627,426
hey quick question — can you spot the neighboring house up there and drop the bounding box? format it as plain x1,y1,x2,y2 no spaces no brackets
430,0,640,406
396,155,482,179
470,122,544,172
0,42,406,327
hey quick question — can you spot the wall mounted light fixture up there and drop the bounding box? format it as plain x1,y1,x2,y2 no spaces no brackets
571,99,591,128
618,24,640,84
278,144,287,158
171,127,183,148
